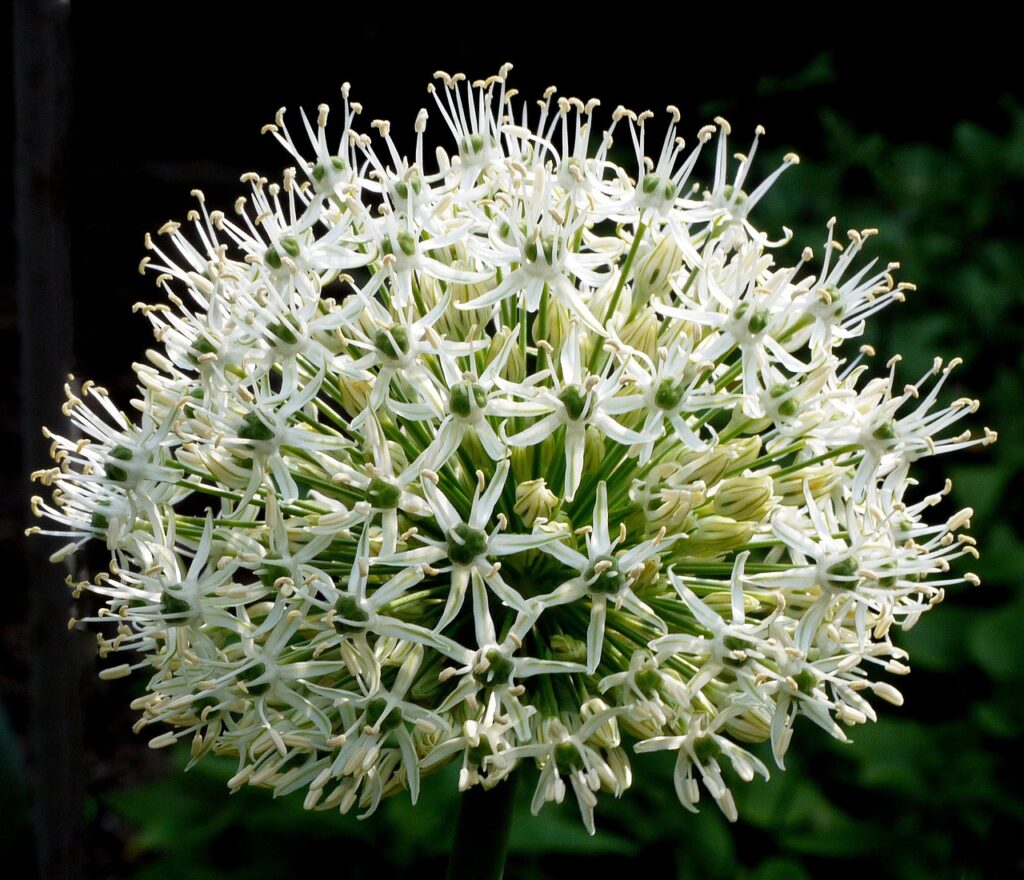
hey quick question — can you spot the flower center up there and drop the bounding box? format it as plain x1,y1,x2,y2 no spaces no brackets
872,421,897,442
641,173,678,203
161,589,191,621
554,741,585,772
524,234,558,267
333,595,370,633
450,381,487,419
692,735,722,764
447,523,489,566
106,444,134,482
366,476,401,510
236,661,271,695
311,155,347,191
393,173,422,201
585,554,627,595
460,133,496,163
374,326,411,362
473,648,516,686
825,556,860,590
769,384,799,417
239,414,275,444
654,379,685,411
558,385,593,422
365,697,402,732
734,301,770,334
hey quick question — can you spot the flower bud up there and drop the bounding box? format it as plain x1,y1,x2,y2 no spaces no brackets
442,263,492,336
485,327,525,382
584,425,606,471
773,463,842,505
630,463,706,535
675,437,761,485
680,516,755,557
531,298,572,352
619,307,660,360
712,475,776,521
633,234,683,310
512,442,556,484
600,747,633,795
674,446,733,487
727,436,763,471
580,698,620,749
725,710,772,743
621,710,665,741
550,633,587,663
514,478,558,526
338,374,371,417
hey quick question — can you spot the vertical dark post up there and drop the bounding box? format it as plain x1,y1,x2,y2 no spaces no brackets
446,775,519,880
13,2,84,878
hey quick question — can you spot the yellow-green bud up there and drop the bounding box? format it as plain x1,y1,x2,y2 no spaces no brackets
725,709,772,743
680,516,755,557
619,308,660,360
631,462,706,535
511,442,555,484
676,437,762,485
621,710,665,741
633,234,682,309
550,633,587,663
584,425,606,471
338,376,371,418
531,297,572,351
728,436,763,470
599,748,633,795
702,589,762,618
711,475,776,522
773,463,842,505
485,327,525,382
580,698,620,749
514,478,558,526
444,262,492,335
674,446,733,487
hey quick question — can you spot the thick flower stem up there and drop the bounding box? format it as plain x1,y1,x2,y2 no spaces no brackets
446,774,519,880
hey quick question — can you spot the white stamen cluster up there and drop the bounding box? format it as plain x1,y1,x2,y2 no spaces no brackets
30,67,995,832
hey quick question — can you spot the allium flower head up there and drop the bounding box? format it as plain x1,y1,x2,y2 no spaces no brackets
30,66,996,832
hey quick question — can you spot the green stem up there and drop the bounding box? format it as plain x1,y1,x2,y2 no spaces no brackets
446,774,519,880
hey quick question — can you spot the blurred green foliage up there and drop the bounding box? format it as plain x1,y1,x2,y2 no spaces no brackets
100,70,1024,879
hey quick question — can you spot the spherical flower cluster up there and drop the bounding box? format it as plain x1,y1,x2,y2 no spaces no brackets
30,67,994,831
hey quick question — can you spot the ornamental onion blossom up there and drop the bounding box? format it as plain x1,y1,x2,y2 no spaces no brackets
29,65,996,834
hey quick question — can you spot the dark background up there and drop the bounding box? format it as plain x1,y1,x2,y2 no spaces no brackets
6,5,1024,877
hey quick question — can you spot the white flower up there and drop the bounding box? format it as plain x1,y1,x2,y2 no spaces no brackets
536,482,673,673
504,323,651,501
30,67,994,834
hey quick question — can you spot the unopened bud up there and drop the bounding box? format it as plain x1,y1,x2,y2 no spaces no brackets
444,264,492,335
531,298,572,351
633,234,683,309
773,463,842,505
725,709,771,743
631,462,706,534
584,425,606,471
872,682,904,706
580,698,620,749
619,308,660,359
338,375,371,417
514,478,558,526
681,516,755,557
485,327,525,382
550,633,587,663
712,475,775,521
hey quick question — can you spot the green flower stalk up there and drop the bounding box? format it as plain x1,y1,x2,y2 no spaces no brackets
30,66,994,837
